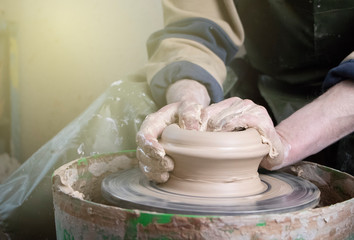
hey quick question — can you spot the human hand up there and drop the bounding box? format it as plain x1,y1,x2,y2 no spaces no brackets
203,97,289,170
136,80,210,183
136,102,178,183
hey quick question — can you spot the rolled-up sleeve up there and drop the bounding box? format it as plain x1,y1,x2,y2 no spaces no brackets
323,51,354,90
145,0,244,106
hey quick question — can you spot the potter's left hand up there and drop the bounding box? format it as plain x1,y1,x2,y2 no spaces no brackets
136,79,211,183
203,97,289,170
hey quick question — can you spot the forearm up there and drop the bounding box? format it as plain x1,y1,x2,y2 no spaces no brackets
275,80,354,166
166,79,211,106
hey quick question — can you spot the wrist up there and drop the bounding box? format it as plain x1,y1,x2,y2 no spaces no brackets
166,79,211,106
273,128,293,168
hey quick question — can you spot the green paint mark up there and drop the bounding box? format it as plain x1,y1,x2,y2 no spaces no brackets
63,229,75,240
125,212,173,239
77,157,88,166
123,210,221,239
137,212,173,226
256,221,266,227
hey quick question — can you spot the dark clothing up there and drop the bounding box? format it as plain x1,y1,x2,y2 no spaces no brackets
147,0,354,174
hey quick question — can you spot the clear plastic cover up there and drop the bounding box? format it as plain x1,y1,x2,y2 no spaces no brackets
0,73,157,239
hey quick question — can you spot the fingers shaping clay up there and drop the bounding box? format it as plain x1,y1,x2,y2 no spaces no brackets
159,124,270,197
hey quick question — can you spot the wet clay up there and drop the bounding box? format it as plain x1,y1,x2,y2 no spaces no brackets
159,124,270,197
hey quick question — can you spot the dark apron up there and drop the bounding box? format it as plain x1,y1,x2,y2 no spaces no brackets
225,0,354,174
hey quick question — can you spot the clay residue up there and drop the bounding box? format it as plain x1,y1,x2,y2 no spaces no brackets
136,200,354,240
88,154,137,177
53,153,138,201
54,167,85,200
282,162,354,206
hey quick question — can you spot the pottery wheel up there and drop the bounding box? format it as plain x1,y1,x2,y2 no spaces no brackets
101,168,320,215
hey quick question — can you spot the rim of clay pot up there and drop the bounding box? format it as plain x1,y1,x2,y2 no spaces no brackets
160,124,269,158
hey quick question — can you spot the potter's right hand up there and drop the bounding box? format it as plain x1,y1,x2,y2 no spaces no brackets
203,97,287,170
136,80,211,183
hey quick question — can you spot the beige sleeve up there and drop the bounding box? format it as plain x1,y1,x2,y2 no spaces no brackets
145,0,244,106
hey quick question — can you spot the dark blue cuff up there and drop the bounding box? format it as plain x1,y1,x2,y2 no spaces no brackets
322,59,354,90
147,17,239,65
150,61,224,107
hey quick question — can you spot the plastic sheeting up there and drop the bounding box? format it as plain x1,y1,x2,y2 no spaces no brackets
0,72,158,239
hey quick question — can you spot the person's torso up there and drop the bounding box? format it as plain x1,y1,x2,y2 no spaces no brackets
234,0,354,85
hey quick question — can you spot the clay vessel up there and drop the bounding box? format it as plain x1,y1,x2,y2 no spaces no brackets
159,124,270,197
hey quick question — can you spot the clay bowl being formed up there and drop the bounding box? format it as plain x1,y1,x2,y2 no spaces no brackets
159,124,270,197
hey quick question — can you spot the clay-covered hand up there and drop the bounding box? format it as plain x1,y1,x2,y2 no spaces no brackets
136,103,178,183
136,80,211,183
203,97,289,170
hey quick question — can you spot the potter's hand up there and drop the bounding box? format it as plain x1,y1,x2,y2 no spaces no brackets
136,80,211,183
204,97,288,170
136,103,178,183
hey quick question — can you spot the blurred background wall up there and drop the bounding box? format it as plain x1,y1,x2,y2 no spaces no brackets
0,0,163,162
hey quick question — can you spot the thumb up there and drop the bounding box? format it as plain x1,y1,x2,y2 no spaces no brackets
178,102,204,130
